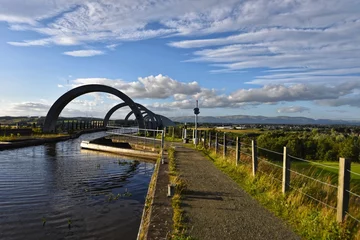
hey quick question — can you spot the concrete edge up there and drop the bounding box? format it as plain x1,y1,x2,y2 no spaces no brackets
137,158,161,240
80,142,159,160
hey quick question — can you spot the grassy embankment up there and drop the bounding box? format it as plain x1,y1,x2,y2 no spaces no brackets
168,147,194,240
0,133,69,142
194,143,360,240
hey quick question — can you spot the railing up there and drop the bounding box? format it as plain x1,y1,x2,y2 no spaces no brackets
106,126,165,162
191,130,360,224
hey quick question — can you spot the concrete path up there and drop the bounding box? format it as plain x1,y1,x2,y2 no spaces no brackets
174,145,300,240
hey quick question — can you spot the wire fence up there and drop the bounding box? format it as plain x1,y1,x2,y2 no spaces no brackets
188,129,360,224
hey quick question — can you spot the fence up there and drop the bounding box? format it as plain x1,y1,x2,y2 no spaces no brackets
190,129,360,224
106,126,165,162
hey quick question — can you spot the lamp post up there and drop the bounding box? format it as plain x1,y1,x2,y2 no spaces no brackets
194,100,200,145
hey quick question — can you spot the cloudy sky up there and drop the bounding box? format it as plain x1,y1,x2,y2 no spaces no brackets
0,0,359,120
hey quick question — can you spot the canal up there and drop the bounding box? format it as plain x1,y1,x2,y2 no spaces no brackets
0,132,154,240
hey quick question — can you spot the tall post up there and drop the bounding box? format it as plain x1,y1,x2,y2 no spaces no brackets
282,147,290,194
223,133,227,159
161,130,165,164
236,137,240,166
203,131,207,148
215,133,219,154
194,100,199,145
252,140,258,176
208,132,212,149
337,158,351,223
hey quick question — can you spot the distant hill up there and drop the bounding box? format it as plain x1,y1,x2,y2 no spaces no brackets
170,115,360,125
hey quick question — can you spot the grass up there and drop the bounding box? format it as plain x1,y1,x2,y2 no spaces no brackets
294,161,360,180
0,133,69,142
168,147,195,240
193,145,360,240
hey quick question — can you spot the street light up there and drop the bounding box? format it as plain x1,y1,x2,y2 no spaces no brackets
193,100,200,145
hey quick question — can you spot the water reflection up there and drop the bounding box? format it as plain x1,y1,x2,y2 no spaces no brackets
0,132,154,240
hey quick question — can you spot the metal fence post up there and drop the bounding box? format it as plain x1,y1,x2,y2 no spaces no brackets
215,133,218,154
223,133,227,159
282,147,290,194
337,158,351,223
252,140,258,176
236,137,240,166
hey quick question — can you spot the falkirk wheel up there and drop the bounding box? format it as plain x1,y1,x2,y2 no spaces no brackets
43,84,145,132
124,111,175,128
103,102,160,129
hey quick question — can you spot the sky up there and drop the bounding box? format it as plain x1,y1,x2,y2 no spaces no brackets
0,0,360,121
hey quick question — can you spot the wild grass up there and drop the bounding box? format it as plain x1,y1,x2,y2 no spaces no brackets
0,133,69,142
194,145,360,240
168,147,195,240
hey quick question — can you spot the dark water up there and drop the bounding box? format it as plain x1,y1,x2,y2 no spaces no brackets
0,132,154,240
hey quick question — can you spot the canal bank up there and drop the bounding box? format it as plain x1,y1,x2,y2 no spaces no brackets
0,128,106,151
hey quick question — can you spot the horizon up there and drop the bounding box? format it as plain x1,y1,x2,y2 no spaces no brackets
1,1,360,121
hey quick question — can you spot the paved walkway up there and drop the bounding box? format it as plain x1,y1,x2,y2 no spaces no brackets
174,145,300,240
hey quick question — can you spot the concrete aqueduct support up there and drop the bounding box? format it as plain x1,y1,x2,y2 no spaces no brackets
43,84,145,133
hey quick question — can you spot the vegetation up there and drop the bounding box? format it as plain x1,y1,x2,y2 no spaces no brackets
256,130,360,162
168,147,194,240
194,144,360,240
0,133,69,142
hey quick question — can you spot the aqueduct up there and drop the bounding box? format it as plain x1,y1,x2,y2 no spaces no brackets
43,84,173,132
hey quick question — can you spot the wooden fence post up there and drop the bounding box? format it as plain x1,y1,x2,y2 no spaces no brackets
215,133,219,154
208,132,212,149
236,137,240,166
282,147,290,194
252,140,258,176
172,127,175,139
337,158,351,223
223,133,227,159
203,131,207,148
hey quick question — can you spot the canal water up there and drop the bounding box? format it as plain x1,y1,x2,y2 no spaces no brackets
0,132,154,240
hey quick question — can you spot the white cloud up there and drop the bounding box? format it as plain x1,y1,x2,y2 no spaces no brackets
277,106,310,113
7,38,51,46
72,74,201,99
57,84,64,88
63,50,105,57
1,0,359,86
106,44,120,50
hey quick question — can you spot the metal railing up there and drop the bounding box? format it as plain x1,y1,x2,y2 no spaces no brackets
106,126,165,162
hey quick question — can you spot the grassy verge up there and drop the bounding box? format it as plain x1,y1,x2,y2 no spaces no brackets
0,133,69,142
137,157,161,240
194,145,359,240
168,147,194,240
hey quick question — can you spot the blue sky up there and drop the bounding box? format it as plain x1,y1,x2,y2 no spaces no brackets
0,0,360,120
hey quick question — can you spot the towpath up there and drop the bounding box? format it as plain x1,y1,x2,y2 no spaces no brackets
174,144,300,240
